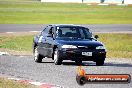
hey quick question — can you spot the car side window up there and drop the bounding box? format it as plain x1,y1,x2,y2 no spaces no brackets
48,27,54,34
41,26,51,36
41,26,47,35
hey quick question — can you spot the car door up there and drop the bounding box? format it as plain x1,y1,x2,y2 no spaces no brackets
37,26,52,57
45,26,55,58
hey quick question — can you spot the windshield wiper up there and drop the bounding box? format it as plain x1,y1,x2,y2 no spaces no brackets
83,37,95,40
87,37,94,39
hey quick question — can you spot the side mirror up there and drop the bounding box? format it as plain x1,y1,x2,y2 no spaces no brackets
94,35,99,39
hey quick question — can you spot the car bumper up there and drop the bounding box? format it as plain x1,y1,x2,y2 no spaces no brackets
59,48,106,61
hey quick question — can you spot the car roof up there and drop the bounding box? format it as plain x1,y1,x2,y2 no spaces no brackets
49,24,84,27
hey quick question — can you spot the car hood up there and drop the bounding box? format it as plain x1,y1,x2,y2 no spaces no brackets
56,39,103,46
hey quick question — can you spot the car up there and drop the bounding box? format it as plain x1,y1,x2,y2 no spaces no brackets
33,24,106,66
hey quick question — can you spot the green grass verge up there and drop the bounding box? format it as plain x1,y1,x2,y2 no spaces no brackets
0,33,132,58
0,0,132,24
0,78,38,88
97,33,132,58
0,35,34,51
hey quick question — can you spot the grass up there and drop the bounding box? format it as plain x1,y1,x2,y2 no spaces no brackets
0,77,38,88
0,33,132,58
97,33,132,58
0,0,132,24
0,35,34,51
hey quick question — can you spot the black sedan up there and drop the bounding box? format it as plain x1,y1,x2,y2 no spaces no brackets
33,24,106,65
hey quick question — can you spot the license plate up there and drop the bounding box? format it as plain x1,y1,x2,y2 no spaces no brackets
82,52,92,56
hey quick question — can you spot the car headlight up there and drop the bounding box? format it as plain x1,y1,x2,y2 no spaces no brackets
61,45,77,48
96,46,105,49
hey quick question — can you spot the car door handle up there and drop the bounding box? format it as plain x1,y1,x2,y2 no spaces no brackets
44,39,46,41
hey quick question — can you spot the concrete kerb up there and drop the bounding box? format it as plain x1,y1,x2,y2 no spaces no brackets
7,77,63,88
0,72,62,87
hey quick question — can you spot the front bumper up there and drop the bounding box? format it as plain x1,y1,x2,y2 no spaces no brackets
59,48,106,61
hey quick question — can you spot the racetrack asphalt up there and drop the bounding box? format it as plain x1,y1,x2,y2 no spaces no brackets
0,55,132,88
0,24,132,33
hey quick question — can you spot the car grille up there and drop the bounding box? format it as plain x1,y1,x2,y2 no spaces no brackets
77,46,96,50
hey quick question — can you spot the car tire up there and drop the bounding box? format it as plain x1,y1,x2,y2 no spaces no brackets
53,49,62,65
96,60,104,66
75,59,82,65
34,47,43,63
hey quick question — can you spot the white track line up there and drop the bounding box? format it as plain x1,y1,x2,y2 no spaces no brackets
0,52,9,56
4,31,40,34
29,31,41,32
3,31,132,34
8,78,20,81
6,32,15,33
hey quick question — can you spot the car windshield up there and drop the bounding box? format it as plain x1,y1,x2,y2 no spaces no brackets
55,26,92,39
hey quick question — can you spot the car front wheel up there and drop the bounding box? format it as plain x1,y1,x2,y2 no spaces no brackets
53,49,62,65
75,59,82,65
34,47,43,63
96,60,104,66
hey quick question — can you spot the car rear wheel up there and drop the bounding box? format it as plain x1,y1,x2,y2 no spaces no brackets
34,47,43,63
96,60,104,66
53,49,62,65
